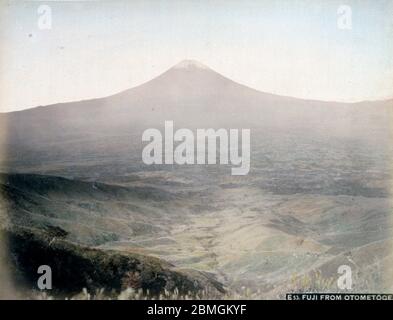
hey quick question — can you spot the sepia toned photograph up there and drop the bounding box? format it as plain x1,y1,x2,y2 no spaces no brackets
0,0,392,309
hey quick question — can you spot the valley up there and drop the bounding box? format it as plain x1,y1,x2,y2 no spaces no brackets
0,60,392,298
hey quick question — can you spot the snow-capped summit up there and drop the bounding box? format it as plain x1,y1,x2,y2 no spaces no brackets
172,59,210,70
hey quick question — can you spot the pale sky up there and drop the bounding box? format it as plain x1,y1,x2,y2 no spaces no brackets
0,0,393,112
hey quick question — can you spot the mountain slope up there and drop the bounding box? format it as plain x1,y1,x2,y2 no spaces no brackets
0,60,392,174
0,173,181,246
1,59,391,134
3,225,225,297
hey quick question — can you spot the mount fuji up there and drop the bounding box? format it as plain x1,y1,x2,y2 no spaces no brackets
0,60,392,297
0,59,391,168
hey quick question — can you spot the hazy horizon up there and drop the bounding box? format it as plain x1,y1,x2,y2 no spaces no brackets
1,0,393,112
1,58,393,115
